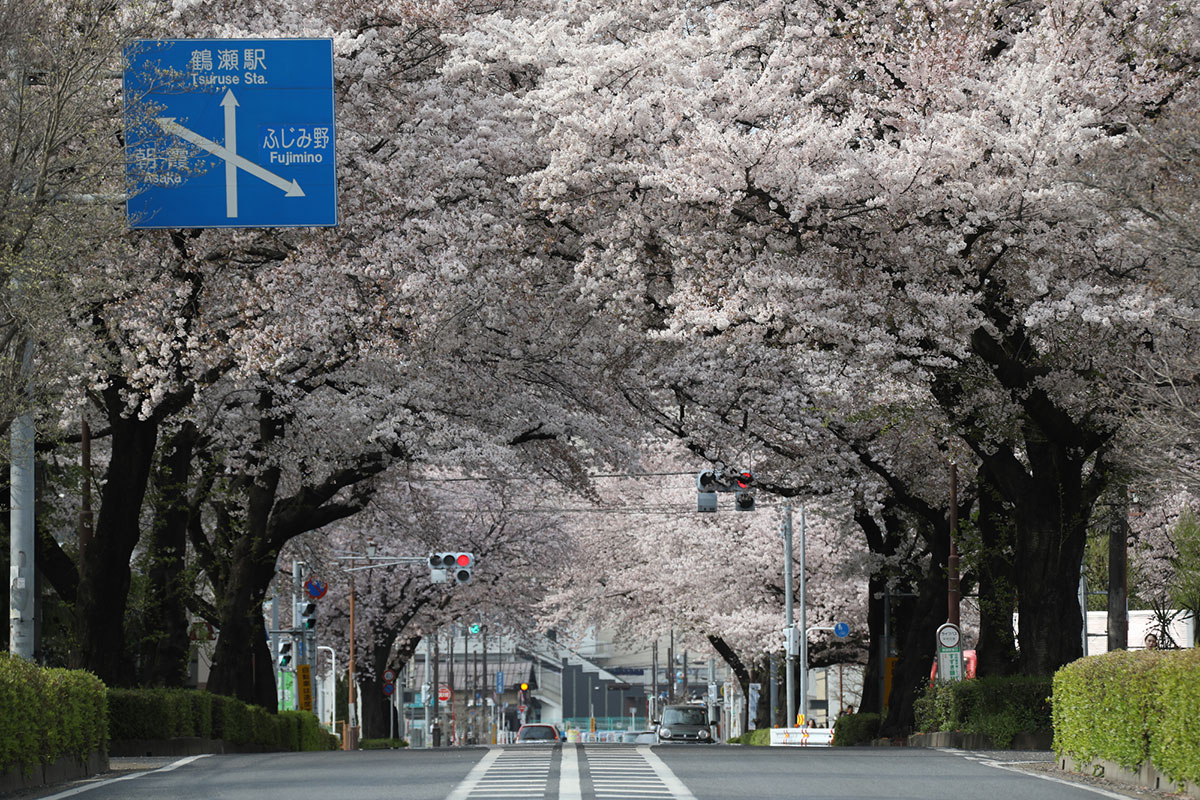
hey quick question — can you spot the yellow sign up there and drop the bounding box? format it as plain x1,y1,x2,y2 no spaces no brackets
297,664,313,711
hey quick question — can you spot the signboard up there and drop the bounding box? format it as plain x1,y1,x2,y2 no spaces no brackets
936,623,964,682
296,664,313,712
833,622,850,638
124,38,337,228
305,578,328,599
770,728,833,747
437,684,452,703
496,670,504,693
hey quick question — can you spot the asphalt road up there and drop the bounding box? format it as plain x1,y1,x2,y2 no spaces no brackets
17,745,1166,800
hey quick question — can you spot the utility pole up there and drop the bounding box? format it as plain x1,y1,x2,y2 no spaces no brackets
651,639,659,720
782,504,795,725
424,635,432,748
798,505,808,725
8,338,35,659
1108,486,1129,652
948,462,961,626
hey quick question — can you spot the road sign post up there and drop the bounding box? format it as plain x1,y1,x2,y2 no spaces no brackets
124,38,337,228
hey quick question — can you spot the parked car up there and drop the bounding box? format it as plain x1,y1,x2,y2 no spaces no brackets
655,705,715,743
515,723,561,743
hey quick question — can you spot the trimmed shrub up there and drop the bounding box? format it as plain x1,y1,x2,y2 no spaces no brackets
359,738,408,749
1150,649,1200,786
832,712,881,746
0,655,106,777
0,655,43,775
1053,650,1163,770
109,688,334,751
915,675,1052,748
1056,648,1200,789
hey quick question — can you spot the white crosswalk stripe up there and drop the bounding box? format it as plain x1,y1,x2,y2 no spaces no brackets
448,748,554,800
584,746,696,800
445,745,697,800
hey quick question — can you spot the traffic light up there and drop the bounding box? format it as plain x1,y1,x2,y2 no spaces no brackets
297,601,317,631
451,552,473,584
696,471,718,513
734,470,755,512
278,639,293,668
429,552,474,584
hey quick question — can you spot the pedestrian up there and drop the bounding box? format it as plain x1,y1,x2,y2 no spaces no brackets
1144,633,1158,650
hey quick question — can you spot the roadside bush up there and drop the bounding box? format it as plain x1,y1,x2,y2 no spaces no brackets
0,655,106,778
359,738,408,749
1053,650,1163,770
109,688,334,751
832,713,880,746
914,676,1052,748
1055,648,1200,789
1149,649,1200,786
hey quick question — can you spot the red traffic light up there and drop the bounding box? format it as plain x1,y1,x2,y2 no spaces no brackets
456,553,471,567
737,471,753,489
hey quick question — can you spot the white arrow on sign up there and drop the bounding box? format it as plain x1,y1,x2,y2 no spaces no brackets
221,90,238,217
155,89,304,216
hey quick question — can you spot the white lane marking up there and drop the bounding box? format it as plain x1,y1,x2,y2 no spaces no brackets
946,749,1137,800
446,748,504,800
559,744,582,800
637,746,698,800
38,755,212,799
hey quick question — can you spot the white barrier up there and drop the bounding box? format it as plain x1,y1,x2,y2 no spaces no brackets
769,727,833,747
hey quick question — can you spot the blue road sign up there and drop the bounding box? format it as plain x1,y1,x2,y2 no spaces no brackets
834,622,850,638
496,670,505,694
124,39,337,228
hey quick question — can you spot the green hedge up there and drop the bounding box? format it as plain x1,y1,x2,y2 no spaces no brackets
729,728,771,746
832,712,880,746
1054,649,1200,788
914,675,1052,748
108,687,337,751
0,654,107,777
359,738,409,749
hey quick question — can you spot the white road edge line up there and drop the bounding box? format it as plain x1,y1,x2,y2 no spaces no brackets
560,744,582,800
638,746,698,800
37,754,212,800
943,749,1136,800
445,747,504,800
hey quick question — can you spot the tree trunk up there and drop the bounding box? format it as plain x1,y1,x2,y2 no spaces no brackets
973,477,1019,677
76,386,160,684
707,633,751,733
881,533,947,738
204,540,279,710
859,573,886,714
982,427,1096,676
141,423,197,687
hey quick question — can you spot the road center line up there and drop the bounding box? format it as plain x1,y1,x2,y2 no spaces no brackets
559,744,582,800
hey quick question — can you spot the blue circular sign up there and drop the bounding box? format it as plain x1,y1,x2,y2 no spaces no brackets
833,622,850,638
382,682,395,696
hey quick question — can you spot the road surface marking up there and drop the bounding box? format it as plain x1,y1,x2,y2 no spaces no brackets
37,755,211,799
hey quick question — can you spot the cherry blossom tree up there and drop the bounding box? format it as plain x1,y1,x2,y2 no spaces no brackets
448,0,1197,682
282,473,574,737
